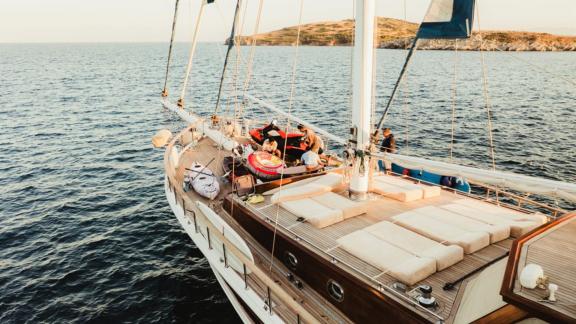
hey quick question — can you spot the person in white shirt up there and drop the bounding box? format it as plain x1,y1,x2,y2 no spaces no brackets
300,147,323,171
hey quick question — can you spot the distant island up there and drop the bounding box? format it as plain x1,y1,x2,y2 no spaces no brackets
230,18,576,51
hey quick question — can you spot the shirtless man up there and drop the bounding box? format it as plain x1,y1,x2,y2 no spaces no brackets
297,124,324,155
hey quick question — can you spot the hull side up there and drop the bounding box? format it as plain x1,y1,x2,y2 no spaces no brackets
165,176,283,324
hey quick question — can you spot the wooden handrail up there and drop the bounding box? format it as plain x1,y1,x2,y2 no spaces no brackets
185,194,320,324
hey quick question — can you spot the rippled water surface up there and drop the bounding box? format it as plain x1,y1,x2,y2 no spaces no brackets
1,43,574,323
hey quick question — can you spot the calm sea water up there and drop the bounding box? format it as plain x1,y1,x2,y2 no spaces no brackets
1,43,574,323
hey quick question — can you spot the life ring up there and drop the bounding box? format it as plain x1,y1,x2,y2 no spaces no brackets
246,151,285,180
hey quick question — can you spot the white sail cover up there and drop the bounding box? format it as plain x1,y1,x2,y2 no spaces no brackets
380,153,576,203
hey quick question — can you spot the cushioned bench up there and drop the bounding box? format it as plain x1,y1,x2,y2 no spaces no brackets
312,192,368,219
440,203,540,238
337,230,436,285
392,211,490,254
413,206,510,243
366,221,463,270
454,199,548,225
271,173,344,204
371,180,423,202
374,175,442,199
280,198,343,229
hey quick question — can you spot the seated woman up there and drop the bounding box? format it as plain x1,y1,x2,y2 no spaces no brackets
262,137,281,157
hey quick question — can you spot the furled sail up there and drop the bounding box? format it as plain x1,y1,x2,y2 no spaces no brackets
418,0,475,39
374,0,476,133
378,152,576,203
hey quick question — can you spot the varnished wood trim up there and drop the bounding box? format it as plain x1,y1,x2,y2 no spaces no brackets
501,212,576,324
472,304,528,324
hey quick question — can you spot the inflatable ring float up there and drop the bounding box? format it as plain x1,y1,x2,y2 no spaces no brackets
246,151,285,180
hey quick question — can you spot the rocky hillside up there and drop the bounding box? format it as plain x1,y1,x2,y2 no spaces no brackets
231,17,576,51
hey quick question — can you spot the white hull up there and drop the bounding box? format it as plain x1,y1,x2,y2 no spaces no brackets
164,176,284,324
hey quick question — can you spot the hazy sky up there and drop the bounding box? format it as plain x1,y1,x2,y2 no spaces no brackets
1,0,574,43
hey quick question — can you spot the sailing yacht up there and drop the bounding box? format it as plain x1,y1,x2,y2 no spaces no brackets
156,0,576,323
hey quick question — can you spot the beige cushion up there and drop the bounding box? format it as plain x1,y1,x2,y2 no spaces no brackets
312,172,345,189
337,230,436,285
280,198,343,228
414,206,510,243
375,175,441,199
455,199,548,225
271,183,331,204
393,211,490,254
440,203,540,238
366,221,463,271
312,192,368,219
371,180,423,202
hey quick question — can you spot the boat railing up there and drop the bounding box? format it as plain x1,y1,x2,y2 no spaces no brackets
164,126,321,324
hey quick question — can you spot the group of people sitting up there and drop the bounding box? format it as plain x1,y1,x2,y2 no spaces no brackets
259,119,397,172
260,120,326,171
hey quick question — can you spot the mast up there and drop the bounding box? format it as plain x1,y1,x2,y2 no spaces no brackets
349,0,376,196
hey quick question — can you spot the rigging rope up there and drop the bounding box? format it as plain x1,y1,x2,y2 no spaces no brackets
177,0,209,108
346,1,355,148
449,39,460,161
239,0,265,120
370,16,379,137
214,0,243,114
374,36,419,137
476,3,497,171
401,0,410,151
162,0,181,97
269,0,304,273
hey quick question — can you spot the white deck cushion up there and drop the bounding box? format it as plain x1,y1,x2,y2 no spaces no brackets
312,192,368,219
366,221,463,271
454,199,548,224
271,183,331,204
337,230,436,285
280,198,343,228
371,180,423,202
440,203,540,238
270,173,346,204
414,206,510,243
392,211,490,254
312,172,345,189
375,175,441,199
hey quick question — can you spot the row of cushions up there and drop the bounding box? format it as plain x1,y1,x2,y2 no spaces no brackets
271,173,345,204
392,211,490,254
441,200,543,238
371,175,441,202
365,221,464,271
280,191,369,228
338,221,465,285
337,230,436,285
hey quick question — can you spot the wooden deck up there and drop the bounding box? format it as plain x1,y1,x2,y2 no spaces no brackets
234,189,516,322
172,134,574,323
513,216,576,321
